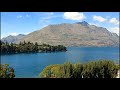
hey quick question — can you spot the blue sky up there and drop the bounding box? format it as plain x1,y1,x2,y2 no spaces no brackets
1,12,119,38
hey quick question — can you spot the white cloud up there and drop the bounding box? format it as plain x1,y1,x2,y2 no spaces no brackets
17,14,30,18
24,32,30,35
39,13,59,24
44,12,54,15
39,17,51,23
63,12,86,20
41,16,52,20
93,15,107,22
1,34,6,39
17,15,23,18
9,33,18,36
109,18,119,25
108,27,119,35
50,12,54,15
89,23,100,27
26,14,30,17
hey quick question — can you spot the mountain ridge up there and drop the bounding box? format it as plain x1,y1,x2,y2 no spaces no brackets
14,21,119,47
1,34,26,43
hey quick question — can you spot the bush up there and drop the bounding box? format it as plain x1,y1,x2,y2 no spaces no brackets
73,62,83,78
39,65,60,78
0,64,15,78
39,60,118,78
82,60,118,78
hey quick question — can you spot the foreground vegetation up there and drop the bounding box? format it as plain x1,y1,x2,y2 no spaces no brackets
0,64,15,78
0,40,67,54
39,60,119,78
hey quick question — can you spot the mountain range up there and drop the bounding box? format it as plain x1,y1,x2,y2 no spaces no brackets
1,34,26,43
2,21,119,47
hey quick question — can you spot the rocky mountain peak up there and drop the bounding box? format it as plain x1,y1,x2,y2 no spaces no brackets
76,21,89,26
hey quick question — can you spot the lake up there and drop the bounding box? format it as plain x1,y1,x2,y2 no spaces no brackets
1,47,119,78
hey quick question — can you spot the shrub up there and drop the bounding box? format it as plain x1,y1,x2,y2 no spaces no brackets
0,64,15,78
39,60,118,78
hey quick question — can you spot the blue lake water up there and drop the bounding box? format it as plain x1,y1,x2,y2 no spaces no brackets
1,47,119,78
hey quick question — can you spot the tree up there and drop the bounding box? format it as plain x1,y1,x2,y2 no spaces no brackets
0,64,15,78
73,62,83,78
19,41,22,45
39,60,118,78
1,41,67,54
23,40,26,45
34,42,39,52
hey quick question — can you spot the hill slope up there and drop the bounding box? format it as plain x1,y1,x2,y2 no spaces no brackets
2,34,26,43
17,21,119,47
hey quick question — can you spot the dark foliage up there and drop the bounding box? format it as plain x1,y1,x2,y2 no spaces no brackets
0,64,15,78
40,60,119,78
0,40,67,54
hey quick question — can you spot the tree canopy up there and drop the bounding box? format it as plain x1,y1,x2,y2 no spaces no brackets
39,60,119,78
0,64,15,78
0,40,67,54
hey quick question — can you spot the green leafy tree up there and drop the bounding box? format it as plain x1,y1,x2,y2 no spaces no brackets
73,62,83,78
0,64,15,78
1,41,67,54
39,60,118,78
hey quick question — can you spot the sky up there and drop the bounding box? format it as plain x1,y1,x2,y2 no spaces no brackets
1,12,119,38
